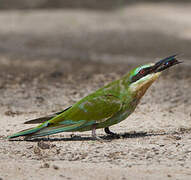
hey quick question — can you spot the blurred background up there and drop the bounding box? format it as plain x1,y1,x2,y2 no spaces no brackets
0,0,190,113
0,0,191,64
1,2,191,179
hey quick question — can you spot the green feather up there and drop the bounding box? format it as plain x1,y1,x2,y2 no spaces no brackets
8,122,49,139
26,120,87,139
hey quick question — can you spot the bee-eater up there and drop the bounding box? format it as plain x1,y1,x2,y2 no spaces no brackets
8,55,181,140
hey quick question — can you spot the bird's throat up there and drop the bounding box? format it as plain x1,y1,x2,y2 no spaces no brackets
129,72,161,100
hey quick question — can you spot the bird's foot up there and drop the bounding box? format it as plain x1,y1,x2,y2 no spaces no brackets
104,127,122,138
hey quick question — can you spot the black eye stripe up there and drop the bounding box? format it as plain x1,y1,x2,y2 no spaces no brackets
131,72,143,83
140,67,151,73
131,67,152,83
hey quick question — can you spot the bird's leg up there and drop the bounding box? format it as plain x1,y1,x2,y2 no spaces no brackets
91,124,105,142
92,125,100,139
91,125,96,138
104,127,120,138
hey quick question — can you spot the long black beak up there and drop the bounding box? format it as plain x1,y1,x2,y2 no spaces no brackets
152,55,182,73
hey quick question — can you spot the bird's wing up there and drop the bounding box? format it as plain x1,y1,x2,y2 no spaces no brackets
48,94,122,125
24,106,72,124
9,94,122,139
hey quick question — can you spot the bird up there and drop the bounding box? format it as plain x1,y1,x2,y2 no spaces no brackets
8,55,181,140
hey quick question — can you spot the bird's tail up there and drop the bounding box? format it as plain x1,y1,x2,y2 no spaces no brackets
24,121,86,139
7,122,49,139
7,106,74,139
7,120,87,140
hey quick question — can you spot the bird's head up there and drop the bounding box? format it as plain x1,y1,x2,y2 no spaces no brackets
125,55,182,99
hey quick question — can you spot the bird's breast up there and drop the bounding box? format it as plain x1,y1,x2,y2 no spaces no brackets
115,99,139,123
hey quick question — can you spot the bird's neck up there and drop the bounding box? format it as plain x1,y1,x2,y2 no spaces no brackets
133,85,151,100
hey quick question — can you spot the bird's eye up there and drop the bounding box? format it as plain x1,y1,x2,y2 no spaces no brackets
139,69,145,75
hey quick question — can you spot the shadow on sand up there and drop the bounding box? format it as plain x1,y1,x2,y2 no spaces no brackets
8,131,168,142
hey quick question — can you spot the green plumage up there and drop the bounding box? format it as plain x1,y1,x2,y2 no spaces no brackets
8,55,181,140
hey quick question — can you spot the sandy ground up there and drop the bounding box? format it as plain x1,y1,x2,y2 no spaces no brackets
0,2,191,180
0,58,190,180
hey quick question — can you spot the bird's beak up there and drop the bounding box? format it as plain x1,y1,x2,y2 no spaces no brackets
151,55,182,73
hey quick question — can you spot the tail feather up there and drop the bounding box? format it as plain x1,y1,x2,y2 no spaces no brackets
8,126,42,139
27,121,87,139
8,120,87,140
8,122,49,139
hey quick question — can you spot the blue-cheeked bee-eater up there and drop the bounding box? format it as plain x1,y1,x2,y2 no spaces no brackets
8,55,181,140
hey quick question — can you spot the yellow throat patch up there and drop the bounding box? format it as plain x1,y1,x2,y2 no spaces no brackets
129,72,161,99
